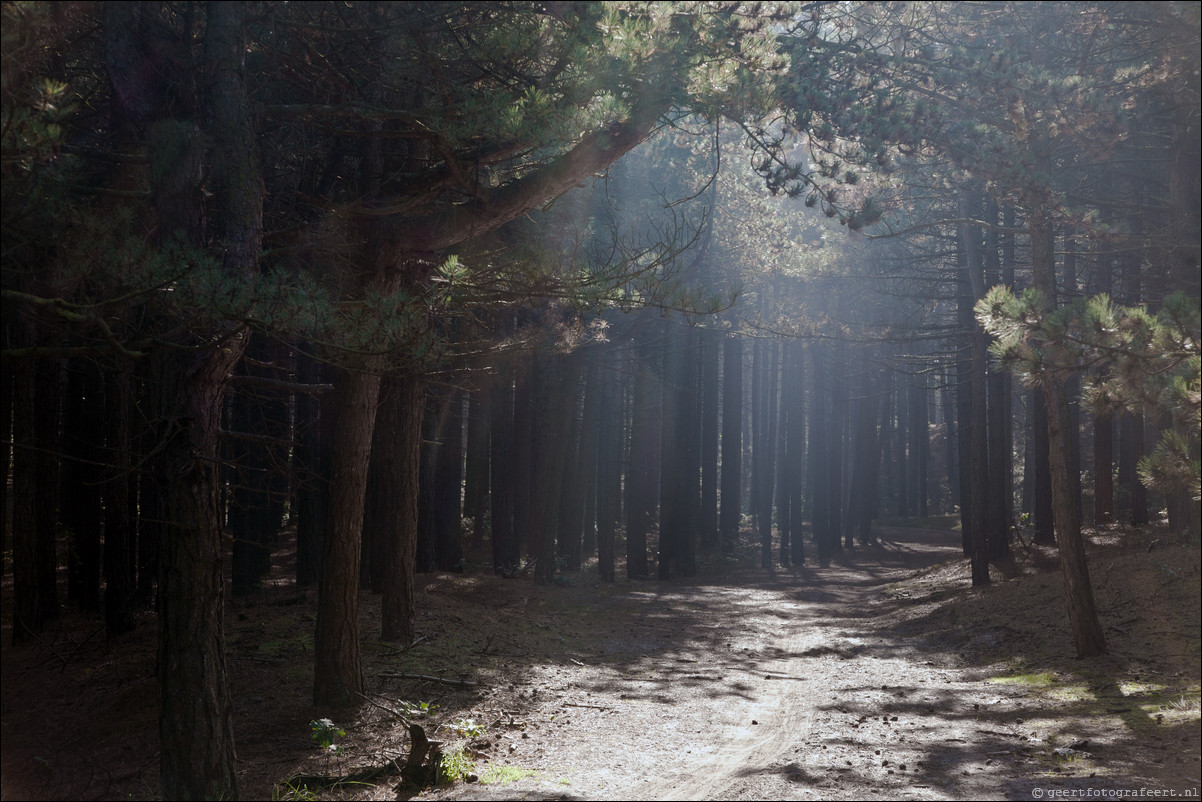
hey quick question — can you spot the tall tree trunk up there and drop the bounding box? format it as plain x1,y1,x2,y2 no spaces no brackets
784,340,806,564
102,2,262,795
595,346,622,582
626,340,658,578
809,344,835,567
432,390,465,572
908,379,929,518
11,353,59,644
63,360,104,613
377,374,424,643
533,352,582,585
1030,207,1106,658
489,365,519,573
313,364,381,706
848,366,881,547
699,328,721,552
830,342,847,552
756,341,779,568
464,389,490,550
576,361,603,563
1092,243,1115,525
104,364,136,638
719,333,743,554
1032,389,1056,544
295,351,332,587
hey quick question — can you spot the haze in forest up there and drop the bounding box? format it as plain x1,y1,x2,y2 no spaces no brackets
1,2,1198,800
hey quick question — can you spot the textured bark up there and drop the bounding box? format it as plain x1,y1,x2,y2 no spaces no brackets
1031,209,1106,658
378,375,424,643
154,2,262,795
314,366,380,705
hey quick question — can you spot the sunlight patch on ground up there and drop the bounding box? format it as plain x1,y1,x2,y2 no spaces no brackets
1118,681,1168,696
987,671,1057,687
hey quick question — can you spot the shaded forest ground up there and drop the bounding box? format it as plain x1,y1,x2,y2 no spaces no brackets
1,518,1199,801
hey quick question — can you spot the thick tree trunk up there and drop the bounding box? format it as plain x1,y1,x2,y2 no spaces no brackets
155,343,243,799
155,3,262,795
377,375,424,643
313,365,381,706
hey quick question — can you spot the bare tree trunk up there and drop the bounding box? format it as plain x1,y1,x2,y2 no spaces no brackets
314,364,381,706
1031,208,1106,658
719,333,743,554
378,374,424,643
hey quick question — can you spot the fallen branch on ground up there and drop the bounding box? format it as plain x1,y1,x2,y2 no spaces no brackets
378,672,481,687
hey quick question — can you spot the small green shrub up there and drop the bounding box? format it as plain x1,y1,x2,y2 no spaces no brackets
440,745,476,783
310,718,345,750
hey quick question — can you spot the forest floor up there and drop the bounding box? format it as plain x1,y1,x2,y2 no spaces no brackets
1,518,1199,801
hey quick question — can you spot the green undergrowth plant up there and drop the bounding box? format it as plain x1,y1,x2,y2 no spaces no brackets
397,699,439,719
439,744,476,784
310,718,345,750
479,765,537,785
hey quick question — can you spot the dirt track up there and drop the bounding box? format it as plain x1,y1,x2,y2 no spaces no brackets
414,526,1199,801
3,524,1198,800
